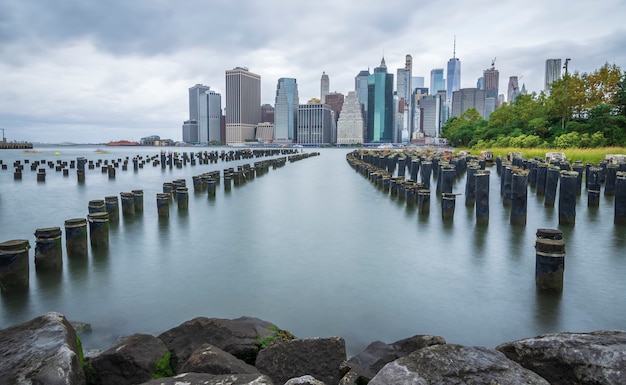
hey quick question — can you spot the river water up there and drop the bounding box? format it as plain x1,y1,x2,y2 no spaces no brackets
1,145,625,355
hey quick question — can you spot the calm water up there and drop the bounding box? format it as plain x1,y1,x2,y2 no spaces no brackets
1,145,625,356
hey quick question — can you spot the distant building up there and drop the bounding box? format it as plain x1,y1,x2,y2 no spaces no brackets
412,76,425,89
320,72,330,104
256,122,274,142
418,95,442,138
184,84,222,144
336,91,364,145
140,135,174,146
477,77,484,90
225,67,261,144
451,88,486,119
446,40,461,102
483,62,499,99
507,76,520,103
430,68,445,95
325,92,344,124
297,103,335,144
261,104,274,123
274,78,299,142
367,57,394,143
545,58,562,94
355,69,370,113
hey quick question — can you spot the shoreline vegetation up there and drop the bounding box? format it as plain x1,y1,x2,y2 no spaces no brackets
457,146,626,165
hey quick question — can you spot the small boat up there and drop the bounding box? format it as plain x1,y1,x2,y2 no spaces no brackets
95,149,110,154
22,150,41,154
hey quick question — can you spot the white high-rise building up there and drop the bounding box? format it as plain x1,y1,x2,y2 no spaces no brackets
183,84,221,144
545,59,562,94
225,67,261,144
336,91,364,145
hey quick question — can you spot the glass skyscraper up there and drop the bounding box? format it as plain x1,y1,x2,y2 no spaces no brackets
446,57,461,102
367,57,394,143
430,68,445,95
274,78,299,142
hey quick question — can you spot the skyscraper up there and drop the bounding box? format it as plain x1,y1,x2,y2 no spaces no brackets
451,88,486,119
355,69,370,113
446,39,461,101
545,59,562,94
336,91,364,145
297,103,335,144
274,78,299,142
430,68,445,95
367,57,394,143
225,67,261,144
325,92,344,124
483,60,499,99
183,84,222,144
320,72,330,104
507,76,520,104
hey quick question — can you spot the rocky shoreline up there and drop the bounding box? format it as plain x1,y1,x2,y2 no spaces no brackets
1,312,625,385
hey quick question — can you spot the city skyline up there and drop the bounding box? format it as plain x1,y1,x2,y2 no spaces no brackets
1,1,625,143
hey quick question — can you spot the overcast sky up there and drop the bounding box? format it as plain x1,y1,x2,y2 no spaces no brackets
1,0,625,144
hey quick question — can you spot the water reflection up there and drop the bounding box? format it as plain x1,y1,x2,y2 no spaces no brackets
534,290,562,329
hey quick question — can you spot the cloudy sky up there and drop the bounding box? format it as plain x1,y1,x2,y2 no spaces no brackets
1,0,625,144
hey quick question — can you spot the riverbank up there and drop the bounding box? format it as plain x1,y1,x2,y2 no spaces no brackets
0,140,33,149
1,312,624,385
460,146,626,164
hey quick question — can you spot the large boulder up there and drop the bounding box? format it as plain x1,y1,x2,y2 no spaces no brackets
346,334,446,379
255,337,346,385
496,330,626,385
90,333,171,385
138,372,274,384
369,344,550,384
180,343,259,375
0,312,85,385
158,316,277,368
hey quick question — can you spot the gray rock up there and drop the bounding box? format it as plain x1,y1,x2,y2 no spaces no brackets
255,337,346,385
284,375,326,384
0,311,85,385
158,316,277,367
137,372,274,385
180,343,260,375
90,333,170,385
346,334,446,379
369,344,550,385
69,320,92,334
496,330,626,385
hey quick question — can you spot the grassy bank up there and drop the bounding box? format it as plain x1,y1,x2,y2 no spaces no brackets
459,147,626,165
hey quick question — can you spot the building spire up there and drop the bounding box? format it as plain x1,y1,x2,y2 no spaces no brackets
453,35,456,59
380,56,386,69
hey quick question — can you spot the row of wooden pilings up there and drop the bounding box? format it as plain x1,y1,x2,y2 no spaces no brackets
496,155,626,225
346,150,570,292
1,148,304,182
0,152,319,294
346,150,491,223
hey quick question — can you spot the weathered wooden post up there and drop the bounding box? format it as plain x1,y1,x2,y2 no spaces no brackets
120,192,135,216
88,199,105,214
156,193,170,218
536,163,547,196
64,218,88,258
475,170,490,225
132,189,144,212
441,193,456,220
587,166,602,206
559,171,578,225
105,196,119,222
177,187,189,209
0,240,30,292
510,170,528,225
417,189,430,215
465,164,479,207
544,166,560,207
88,212,109,248
420,161,432,190
34,227,63,270
615,171,626,225
605,164,618,196
535,229,565,292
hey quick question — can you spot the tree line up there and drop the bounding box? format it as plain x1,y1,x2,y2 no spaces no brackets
441,63,626,149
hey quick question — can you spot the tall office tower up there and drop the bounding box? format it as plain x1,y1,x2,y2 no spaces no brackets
396,54,412,136
320,71,330,104
297,103,335,144
451,88,486,119
418,94,442,138
355,69,370,113
483,60,499,99
225,67,261,144
325,92,344,123
255,122,274,142
336,91,364,145
183,84,222,144
274,78,299,142
261,104,275,123
367,57,394,143
430,68,445,95
446,38,461,101
545,59,562,94
436,89,449,131
507,76,520,103
477,77,484,89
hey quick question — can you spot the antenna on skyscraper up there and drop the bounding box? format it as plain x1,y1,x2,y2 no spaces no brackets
453,36,456,58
